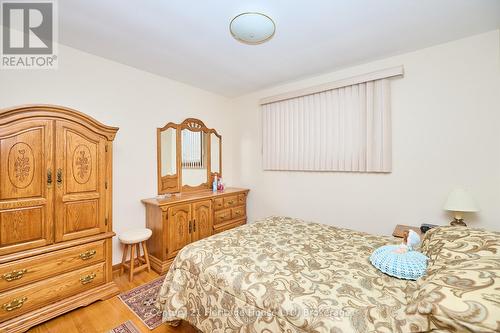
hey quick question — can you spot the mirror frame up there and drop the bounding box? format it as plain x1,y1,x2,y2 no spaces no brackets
209,128,222,185
157,118,222,195
157,122,181,194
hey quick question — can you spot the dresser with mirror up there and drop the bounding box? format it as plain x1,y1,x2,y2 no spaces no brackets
142,118,249,274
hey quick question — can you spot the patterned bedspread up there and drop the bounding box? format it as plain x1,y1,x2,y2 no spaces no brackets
157,216,417,332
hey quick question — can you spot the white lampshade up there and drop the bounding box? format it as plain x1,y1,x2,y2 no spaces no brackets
443,188,479,212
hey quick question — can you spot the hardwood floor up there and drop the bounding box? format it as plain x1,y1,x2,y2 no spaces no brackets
27,270,197,333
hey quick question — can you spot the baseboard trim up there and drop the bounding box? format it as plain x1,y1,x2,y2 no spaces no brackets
149,255,173,275
112,263,122,275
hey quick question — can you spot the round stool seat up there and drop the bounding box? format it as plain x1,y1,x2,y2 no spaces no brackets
119,228,152,244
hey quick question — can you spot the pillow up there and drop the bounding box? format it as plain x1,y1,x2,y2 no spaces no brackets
420,226,500,275
405,256,500,332
370,245,427,280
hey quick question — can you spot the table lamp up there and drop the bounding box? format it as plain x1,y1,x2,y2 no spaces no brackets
443,188,479,226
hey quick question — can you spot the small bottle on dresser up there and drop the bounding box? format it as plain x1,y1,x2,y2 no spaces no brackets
212,174,218,192
217,177,224,191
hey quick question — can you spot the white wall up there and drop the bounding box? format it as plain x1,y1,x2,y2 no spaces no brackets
0,44,234,264
231,30,500,234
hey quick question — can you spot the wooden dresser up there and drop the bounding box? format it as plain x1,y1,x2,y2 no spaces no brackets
0,105,119,333
142,188,249,274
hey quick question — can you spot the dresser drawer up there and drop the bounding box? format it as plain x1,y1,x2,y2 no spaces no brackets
213,198,224,210
231,206,246,219
0,262,105,321
214,209,231,225
0,240,105,291
223,196,238,208
214,220,246,234
237,193,246,205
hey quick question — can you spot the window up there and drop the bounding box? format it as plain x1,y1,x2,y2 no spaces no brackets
261,67,402,172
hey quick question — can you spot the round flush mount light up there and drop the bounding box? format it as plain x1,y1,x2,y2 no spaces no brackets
230,12,276,45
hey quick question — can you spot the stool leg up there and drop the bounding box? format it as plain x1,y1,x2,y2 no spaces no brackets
136,243,141,263
129,244,135,282
141,241,151,272
120,244,128,275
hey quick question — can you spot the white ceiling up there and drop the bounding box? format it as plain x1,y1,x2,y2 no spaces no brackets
60,0,500,97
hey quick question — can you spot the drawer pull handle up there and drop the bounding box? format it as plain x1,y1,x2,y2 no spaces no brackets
80,273,96,285
79,250,97,260
2,269,27,282
47,169,53,187
56,168,63,186
227,200,234,205
235,211,241,216
2,297,27,312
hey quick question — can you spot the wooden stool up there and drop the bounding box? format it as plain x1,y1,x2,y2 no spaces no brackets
119,228,152,281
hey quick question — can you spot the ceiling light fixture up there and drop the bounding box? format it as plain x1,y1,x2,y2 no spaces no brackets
230,12,275,45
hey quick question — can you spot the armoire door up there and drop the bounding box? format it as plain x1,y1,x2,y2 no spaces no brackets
193,200,212,241
167,204,191,258
54,121,107,242
0,120,54,255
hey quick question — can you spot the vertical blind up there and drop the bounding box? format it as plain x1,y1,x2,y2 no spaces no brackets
262,78,392,172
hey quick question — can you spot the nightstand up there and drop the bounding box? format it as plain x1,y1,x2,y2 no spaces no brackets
392,224,424,238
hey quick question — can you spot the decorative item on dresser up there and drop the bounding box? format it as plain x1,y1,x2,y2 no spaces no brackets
0,105,119,333
143,117,249,274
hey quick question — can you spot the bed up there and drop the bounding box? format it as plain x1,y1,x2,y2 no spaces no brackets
156,216,500,333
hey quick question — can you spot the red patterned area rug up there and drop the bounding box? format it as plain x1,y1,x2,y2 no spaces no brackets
108,320,141,333
118,276,166,330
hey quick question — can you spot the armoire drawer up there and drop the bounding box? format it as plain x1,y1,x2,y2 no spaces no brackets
214,209,231,225
0,240,105,291
0,262,105,321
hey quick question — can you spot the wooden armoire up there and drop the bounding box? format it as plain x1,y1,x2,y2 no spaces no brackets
0,105,119,333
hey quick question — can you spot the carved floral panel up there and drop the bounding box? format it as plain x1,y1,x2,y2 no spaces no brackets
72,144,92,184
8,142,34,189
